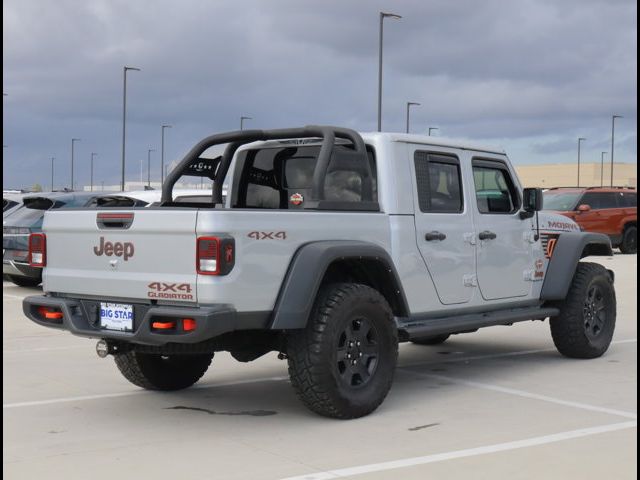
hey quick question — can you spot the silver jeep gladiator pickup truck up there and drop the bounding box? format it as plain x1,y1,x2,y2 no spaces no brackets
23,126,616,418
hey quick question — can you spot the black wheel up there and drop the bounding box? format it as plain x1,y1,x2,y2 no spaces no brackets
619,225,637,254
8,275,41,287
411,334,450,346
550,262,616,359
114,351,213,390
287,283,398,419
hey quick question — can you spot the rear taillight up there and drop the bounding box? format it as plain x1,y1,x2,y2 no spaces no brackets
196,236,235,275
28,233,46,267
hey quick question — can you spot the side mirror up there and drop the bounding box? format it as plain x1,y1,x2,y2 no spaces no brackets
577,204,591,213
523,188,543,212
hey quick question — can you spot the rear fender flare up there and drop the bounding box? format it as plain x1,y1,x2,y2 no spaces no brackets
270,241,409,330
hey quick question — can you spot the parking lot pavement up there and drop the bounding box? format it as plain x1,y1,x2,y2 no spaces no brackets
3,255,637,480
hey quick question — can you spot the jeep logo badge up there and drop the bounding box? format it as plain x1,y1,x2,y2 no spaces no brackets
94,237,135,261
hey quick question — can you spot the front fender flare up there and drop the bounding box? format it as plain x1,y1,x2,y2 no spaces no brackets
540,232,613,301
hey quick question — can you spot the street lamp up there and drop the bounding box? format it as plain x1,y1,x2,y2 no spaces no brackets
147,148,155,187
577,137,586,187
51,157,55,191
377,11,402,132
600,152,607,188
610,115,623,187
405,102,420,134
428,127,439,136
71,138,81,190
90,153,97,191
161,124,172,185
240,116,252,130
121,66,141,191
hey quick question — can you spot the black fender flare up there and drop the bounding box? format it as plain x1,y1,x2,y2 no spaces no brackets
540,232,613,301
270,241,409,330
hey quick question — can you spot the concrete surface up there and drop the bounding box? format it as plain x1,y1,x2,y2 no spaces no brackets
3,255,637,480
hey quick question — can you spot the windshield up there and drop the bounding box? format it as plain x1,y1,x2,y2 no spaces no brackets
543,192,582,211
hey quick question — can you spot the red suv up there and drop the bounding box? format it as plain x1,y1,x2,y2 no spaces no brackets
543,187,637,254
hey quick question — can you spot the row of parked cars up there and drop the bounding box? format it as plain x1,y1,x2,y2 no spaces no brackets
3,188,214,287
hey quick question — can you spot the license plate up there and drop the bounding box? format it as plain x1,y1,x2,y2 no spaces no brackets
100,303,133,331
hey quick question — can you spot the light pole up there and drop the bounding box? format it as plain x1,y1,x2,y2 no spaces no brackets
240,116,252,130
377,11,402,132
71,138,80,190
610,115,623,187
121,66,141,192
428,127,439,136
161,124,172,185
51,157,55,191
405,102,420,133
577,137,586,187
600,152,607,187
90,153,97,191
147,148,155,187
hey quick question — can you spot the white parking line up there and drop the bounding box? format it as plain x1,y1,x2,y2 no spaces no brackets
279,421,637,480
401,370,637,420
2,293,26,300
2,376,288,409
3,345,88,354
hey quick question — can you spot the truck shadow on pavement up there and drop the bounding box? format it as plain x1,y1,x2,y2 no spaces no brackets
146,335,628,422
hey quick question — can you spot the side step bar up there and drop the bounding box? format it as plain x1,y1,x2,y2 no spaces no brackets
398,306,559,341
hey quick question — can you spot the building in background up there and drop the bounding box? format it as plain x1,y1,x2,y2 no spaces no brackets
516,162,637,189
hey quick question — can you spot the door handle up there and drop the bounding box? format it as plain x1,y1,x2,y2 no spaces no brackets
425,231,447,241
478,230,497,240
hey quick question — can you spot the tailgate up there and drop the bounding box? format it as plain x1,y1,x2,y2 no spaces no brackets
43,210,198,303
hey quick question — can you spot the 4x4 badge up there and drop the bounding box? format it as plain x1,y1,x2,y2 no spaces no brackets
290,193,304,206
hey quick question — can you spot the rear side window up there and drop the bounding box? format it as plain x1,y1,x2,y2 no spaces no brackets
580,192,619,210
621,192,637,207
232,144,377,209
473,161,520,214
414,152,463,213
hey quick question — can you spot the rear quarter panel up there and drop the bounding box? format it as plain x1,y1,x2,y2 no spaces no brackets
195,210,393,312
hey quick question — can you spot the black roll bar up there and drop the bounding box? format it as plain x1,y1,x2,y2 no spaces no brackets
161,125,369,205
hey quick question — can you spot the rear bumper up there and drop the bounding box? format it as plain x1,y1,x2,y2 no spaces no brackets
23,295,262,346
3,260,41,279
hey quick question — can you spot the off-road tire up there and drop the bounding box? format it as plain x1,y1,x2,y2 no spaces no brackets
287,283,398,419
550,262,616,359
411,334,451,346
8,275,41,287
114,351,213,390
619,225,637,254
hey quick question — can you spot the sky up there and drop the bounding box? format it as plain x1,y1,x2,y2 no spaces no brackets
2,0,637,190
